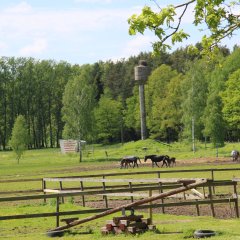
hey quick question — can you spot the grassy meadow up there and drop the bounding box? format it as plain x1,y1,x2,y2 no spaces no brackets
1,139,240,179
1,139,240,239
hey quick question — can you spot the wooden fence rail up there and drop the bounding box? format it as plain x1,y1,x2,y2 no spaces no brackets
1,167,240,196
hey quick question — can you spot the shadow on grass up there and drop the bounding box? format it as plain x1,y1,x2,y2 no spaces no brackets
65,229,94,236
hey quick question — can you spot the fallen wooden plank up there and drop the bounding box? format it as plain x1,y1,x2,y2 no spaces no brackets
191,188,205,199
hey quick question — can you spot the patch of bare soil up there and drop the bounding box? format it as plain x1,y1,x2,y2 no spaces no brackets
78,197,237,220
22,157,238,220
47,156,235,175
47,156,238,219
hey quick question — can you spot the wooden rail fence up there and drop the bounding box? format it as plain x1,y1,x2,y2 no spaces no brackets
0,178,240,228
1,167,240,196
1,167,240,230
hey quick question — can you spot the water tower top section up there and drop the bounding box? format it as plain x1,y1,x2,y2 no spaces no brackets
134,60,150,84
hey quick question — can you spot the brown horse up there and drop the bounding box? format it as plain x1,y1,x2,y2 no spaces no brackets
120,156,141,168
165,156,176,167
144,155,168,168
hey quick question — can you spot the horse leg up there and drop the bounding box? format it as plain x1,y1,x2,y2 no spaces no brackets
161,160,167,168
135,161,138,168
120,160,124,169
132,161,135,168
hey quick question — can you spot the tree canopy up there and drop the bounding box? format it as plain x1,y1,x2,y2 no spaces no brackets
1,46,240,149
128,0,240,55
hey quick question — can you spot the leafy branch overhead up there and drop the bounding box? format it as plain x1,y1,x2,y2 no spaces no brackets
128,0,240,54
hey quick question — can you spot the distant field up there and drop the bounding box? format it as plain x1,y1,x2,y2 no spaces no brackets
1,140,240,239
0,139,240,179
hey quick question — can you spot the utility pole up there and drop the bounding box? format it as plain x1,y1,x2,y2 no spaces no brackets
192,117,196,153
79,132,82,162
134,60,150,140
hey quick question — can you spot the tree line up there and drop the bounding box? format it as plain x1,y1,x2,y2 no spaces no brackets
0,45,239,150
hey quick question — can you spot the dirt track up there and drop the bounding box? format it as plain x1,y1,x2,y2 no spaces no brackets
76,156,238,219
33,156,240,219
50,156,235,175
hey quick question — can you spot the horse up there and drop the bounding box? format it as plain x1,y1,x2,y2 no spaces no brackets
120,158,131,168
165,156,176,167
120,156,141,168
231,150,240,162
144,154,168,168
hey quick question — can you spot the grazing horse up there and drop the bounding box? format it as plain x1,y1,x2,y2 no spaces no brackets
231,150,240,162
144,155,168,168
120,156,141,168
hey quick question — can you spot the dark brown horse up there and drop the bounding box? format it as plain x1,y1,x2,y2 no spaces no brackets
120,156,141,168
144,155,168,168
165,155,176,167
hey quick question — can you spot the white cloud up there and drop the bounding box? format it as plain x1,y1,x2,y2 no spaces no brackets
0,4,133,37
4,1,32,14
110,35,155,61
0,41,8,51
19,39,47,56
123,35,154,56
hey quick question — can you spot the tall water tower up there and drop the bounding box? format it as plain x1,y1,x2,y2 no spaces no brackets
134,60,150,140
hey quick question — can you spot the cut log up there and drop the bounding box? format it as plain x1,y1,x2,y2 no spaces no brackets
127,226,136,234
148,225,156,231
113,215,143,224
130,222,148,229
141,218,151,225
106,224,113,231
106,220,116,226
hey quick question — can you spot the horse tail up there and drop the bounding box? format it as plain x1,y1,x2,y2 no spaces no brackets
138,157,141,163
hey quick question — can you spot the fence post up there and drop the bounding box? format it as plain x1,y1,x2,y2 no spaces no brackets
59,181,64,203
102,175,108,208
129,182,134,203
159,182,165,213
42,179,46,203
56,196,60,227
80,181,85,207
195,200,200,216
233,182,239,218
211,170,215,194
203,186,206,198
149,190,152,224
208,183,215,217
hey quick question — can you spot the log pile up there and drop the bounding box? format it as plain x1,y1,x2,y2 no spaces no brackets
101,214,156,235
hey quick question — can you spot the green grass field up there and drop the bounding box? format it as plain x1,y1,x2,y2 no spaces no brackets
1,140,240,239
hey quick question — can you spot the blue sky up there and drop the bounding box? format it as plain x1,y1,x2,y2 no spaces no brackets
0,1,239,65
